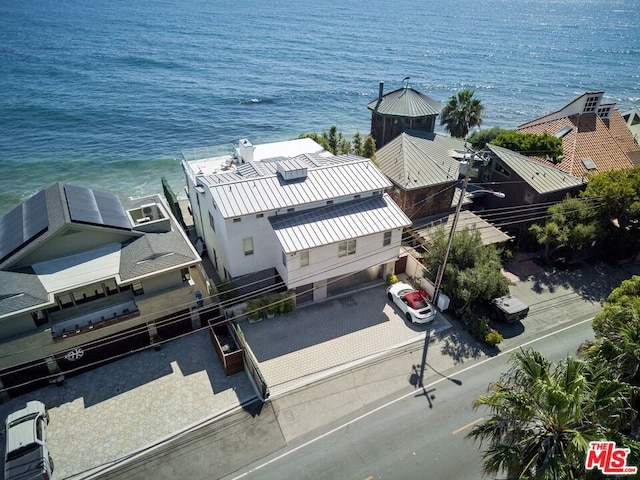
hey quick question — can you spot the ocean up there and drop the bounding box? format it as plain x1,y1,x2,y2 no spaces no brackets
1,0,638,215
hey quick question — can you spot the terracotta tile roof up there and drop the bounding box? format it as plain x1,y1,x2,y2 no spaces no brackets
517,110,636,178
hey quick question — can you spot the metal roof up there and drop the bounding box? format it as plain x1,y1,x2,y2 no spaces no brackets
376,130,467,189
487,144,585,194
270,193,411,253
414,210,511,246
203,158,392,218
367,87,442,118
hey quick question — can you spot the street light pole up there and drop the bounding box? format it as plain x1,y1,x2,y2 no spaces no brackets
431,158,473,308
417,150,503,388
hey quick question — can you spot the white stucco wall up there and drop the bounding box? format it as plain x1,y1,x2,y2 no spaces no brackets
279,228,404,288
140,270,184,295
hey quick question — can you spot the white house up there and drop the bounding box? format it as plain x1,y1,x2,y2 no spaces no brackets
182,138,411,302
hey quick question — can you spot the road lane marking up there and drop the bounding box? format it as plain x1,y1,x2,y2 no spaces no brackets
231,317,594,479
452,417,484,435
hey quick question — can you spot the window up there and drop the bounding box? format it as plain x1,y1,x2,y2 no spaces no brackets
524,190,535,204
338,239,356,257
383,231,392,246
583,95,600,113
287,208,295,213
300,250,309,267
354,194,361,199
326,200,334,205
256,213,264,218
243,237,254,255
494,163,510,178
282,251,287,266
233,218,241,223
208,212,215,231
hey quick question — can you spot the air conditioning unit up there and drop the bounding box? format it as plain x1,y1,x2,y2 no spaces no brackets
143,206,153,215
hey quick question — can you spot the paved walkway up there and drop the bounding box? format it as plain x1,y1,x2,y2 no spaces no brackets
0,330,256,480
240,283,453,397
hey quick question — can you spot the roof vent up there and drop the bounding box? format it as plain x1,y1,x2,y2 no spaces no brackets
276,159,308,181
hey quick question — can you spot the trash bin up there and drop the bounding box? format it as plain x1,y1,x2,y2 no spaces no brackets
195,290,203,308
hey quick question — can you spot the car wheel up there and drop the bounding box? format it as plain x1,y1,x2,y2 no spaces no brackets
49,455,54,473
45,411,50,424
406,312,413,323
387,292,393,301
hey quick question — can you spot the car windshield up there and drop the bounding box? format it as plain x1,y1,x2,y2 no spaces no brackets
6,443,38,461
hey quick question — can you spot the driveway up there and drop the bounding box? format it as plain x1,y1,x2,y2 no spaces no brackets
239,282,453,397
0,330,256,480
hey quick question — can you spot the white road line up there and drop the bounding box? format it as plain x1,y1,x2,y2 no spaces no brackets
230,317,593,479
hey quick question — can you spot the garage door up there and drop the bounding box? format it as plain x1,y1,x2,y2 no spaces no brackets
327,265,383,296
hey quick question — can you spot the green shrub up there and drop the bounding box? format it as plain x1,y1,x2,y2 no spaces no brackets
484,330,504,346
246,298,266,320
386,273,398,285
216,280,238,303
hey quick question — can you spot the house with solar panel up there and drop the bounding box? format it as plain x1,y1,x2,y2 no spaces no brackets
367,81,443,150
0,184,202,398
182,137,411,303
517,91,640,177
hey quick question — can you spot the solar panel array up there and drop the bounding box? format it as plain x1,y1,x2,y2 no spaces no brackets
0,189,49,263
64,185,132,230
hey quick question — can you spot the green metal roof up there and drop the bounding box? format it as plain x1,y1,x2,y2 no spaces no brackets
367,87,442,118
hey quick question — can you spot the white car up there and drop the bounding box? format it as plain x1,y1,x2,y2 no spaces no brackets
386,282,436,324
4,400,53,480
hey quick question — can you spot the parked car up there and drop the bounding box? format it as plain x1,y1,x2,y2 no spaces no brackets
4,400,53,480
386,282,436,324
491,295,529,323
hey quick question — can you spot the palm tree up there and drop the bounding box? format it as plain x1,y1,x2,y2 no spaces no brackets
468,349,637,479
580,305,640,386
440,88,484,138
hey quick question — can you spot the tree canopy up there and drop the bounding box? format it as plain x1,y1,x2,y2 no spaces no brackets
529,196,599,262
298,127,377,160
469,349,638,479
580,275,640,386
439,88,484,139
422,226,510,309
467,126,510,150
582,166,640,231
491,131,563,162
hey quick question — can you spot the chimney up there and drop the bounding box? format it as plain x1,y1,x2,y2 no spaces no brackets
378,81,384,102
237,138,254,163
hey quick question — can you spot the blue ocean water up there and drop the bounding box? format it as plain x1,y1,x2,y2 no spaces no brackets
1,0,638,215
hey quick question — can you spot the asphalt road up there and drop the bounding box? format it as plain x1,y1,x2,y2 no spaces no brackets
227,318,595,480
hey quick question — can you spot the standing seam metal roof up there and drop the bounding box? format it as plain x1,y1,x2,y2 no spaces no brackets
487,144,585,194
376,131,467,189
367,87,442,117
204,159,392,218
270,193,411,253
